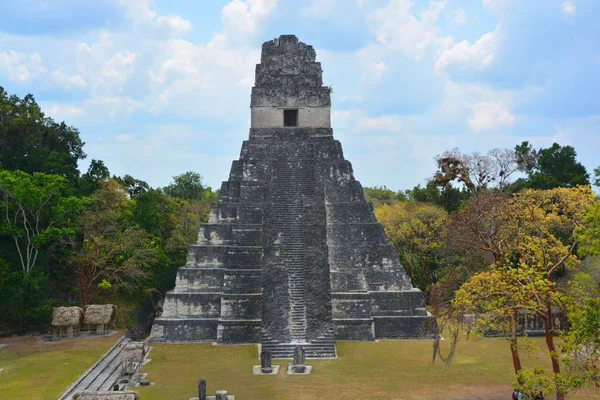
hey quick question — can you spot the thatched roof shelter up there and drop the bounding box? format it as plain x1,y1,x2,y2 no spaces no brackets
84,304,117,325
120,341,145,363
52,307,84,327
73,391,139,400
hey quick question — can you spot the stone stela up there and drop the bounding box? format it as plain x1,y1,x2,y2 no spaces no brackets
293,347,305,373
150,34,438,358
261,351,272,373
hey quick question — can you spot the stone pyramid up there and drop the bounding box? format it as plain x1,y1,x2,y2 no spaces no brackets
150,35,438,358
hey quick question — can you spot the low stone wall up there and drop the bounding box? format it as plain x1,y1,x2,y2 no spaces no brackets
73,391,139,400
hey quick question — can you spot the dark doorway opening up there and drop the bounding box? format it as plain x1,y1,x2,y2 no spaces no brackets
284,109,298,127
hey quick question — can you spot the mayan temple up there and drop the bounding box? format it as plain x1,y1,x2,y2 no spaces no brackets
150,35,437,358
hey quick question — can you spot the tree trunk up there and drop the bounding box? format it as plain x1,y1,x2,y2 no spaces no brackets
510,312,523,379
543,299,564,400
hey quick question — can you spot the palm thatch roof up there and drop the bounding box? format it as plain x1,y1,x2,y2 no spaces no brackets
73,391,139,400
84,304,117,325
52,307,84,327
120,341,145,363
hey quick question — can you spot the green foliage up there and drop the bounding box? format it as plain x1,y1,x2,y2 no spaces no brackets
375,201,447,291
0,260,53,329
363,186,407,207
576,199,600,257
0,86,86,182
78,159,110,196
114,174,150,199
409,181,469,213
515,141,590,190
163,171,209,201
0,170,88,275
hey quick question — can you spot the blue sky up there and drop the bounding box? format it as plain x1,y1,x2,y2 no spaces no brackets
0,0,598,191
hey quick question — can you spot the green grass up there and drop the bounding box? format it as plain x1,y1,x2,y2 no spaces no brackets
1,333,597,399
0,333,121,399
136,337,599,400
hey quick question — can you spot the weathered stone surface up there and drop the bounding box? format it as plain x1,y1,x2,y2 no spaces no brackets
198,379,206,400
293,347,306,373
150,35,438,355
260,351,272,373
72,392,138,400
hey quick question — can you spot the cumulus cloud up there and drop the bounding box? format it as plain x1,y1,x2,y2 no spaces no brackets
369,0,453,59
468,101,515,132
222,0,277,39
0,50,47,82
52,69,87,90
436,28,499,71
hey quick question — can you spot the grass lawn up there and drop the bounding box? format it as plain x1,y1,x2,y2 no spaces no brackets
0,332,121,399
0,333,598,399
136,337,599,400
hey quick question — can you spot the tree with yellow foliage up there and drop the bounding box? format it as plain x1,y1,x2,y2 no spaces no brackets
453,186,595,399
375,201,447,291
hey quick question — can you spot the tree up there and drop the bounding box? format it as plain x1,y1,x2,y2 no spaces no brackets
434,147,518,195
409,181,469,213
515,141,589,190
163,171,208,201
375,202,447,291
576,199,600,257
0,170,86,275
70,179,157,305
79,159,110,196
114,174,149,199
453,186,595,399
593,166,600,188
363,186,407,207
0,87,86,182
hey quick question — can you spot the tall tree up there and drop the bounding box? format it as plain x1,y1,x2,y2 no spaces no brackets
79,159,110,196
375,202,447,290
0,87,86,181
454,186,595,399
70,179,157,305
515,141,589,189
163,171,208,201
434,147,518,195
0,170,86,275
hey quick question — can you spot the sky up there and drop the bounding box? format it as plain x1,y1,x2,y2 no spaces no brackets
0,0,598,191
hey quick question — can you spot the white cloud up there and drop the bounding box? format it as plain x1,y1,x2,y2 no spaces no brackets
156,15,193,36
468,101,515,132
369,0,453,59
49,104,84,119
454,8,467,25
0,50,47,82
102,51,137,84
360,61,387,83
563,0,576,15
436,28,499,71
222,0,277,38
117,0,193,37
52,69,87,89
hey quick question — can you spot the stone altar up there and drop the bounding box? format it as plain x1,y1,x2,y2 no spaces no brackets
150,35,438,358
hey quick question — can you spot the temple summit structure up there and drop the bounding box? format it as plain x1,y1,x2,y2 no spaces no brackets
150,35,438,358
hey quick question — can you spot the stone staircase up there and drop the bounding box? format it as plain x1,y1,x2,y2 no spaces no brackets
271,161,308,343
261,159,336,358
261,328,337,358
